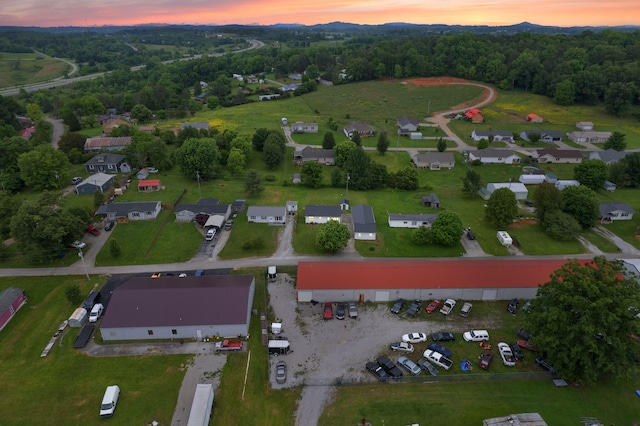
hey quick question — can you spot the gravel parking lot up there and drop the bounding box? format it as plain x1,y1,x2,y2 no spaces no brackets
268,274,465,425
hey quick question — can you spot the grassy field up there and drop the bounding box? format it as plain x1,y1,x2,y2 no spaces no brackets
0,52,71,87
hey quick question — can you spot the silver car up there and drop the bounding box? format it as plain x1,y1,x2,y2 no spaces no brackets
397,356,421,375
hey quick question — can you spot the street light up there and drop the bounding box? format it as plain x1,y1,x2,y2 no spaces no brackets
345,173,350,201
78,249,90,280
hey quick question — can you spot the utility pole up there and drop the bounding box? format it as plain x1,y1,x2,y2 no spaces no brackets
346,173,350,201
78,249,90,280
427,98,432,117
196,170,202,199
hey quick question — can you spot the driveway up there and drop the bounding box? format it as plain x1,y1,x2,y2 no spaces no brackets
592,226,640,255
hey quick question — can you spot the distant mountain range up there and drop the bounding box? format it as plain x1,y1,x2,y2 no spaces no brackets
1,21,638,35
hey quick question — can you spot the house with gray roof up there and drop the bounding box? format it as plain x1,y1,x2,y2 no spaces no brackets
174,198,232,222
100,275,255,341
421,193,441,208
294,146,335,166
75,173,114,195
413,152,455,170
388,213,438,228
588,149,627,165
84,153,131,174
343,122,375,139
96,201,162,221
397,116,419,135
352,204,376,240
471,130,514,143
519,130,563,144
576,122,594,131
599,202,635,223
247,206,286,224
290,122,318,133
567,131,612,144
84,136,132,152
304,205,342,224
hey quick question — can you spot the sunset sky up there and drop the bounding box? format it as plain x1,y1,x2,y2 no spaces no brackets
1,0,638,28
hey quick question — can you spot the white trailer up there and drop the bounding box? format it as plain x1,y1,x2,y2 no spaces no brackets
497,231,513,247
187,384,214,426
268,266,277,282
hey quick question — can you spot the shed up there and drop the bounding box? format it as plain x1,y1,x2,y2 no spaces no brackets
410,132,423,140
204,215,225,229
421,193,441,208
603,180,617,192
232,199,246,212
0,287,27,331
69,307,88,328
292,173,301,184
339,199,350,211
544,173,557,184
526,113,543,123
486,183,528,200
286,201,298,215
138,179,161,192
518,175,545,185
76,173,114,195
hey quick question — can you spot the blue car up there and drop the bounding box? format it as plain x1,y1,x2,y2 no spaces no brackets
428,342,452,358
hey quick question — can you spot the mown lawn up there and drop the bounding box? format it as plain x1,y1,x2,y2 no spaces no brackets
0,52,71,87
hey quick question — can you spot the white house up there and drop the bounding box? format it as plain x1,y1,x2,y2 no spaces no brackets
352,204,377,240
304,205,342,224
247,206,286,224
388,213,438,228
290,122,319,133
470,130,514,143
576,122,594,131
566,131,612,143
486,183,528,200
467,149,520,164
96,201,162,221
599,202,635,223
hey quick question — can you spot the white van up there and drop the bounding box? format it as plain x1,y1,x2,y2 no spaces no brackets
463,329,490,342
89,303,104,323
100,385,120,417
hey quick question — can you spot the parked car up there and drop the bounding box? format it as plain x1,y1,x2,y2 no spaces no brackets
425,300,441,314
70,176,83,185
459,302,473,317
397,356,421,375
85,226,100,236
224,220,234,230
498,342,516,366
376,356,403,378
104,221,115,232
521,300,532,313
365,361,389,381
391,298,406,314
479,353,493,370
417,358,439,376
336,303,346,320
440,298,456,315
276,360,287,384
147,167,159,173
517,328,532,341
463,330,490,342
205,228,216,241
390,342,415,353
178,273,188,278
517,339,539,352
535,357,556,375
423,349,453,370
402,333,428,344
431,332,455,342
509,342,525,361
427,343,452,358
466,230,475,240
69,240,86,249
507,298,519,314
348,302,358,318
405,300,422,317
323,302,333,319
524,200,534,207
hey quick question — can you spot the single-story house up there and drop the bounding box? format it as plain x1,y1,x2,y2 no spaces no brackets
96,201,162,221
576,122,594,131
295,259,578,302
84,136,132,152
84,153,131,174
566,131,612,144
180,122,210,131
343,122,375,139
536,148,584,164
519,130,563,144
467,149,520,164
138,179,162,192
554,180,580,190
413,152,455,170
421,193,441,208
465,109,484,123
19,127,35,139
0,287,27,332
589,149,627,165
526,113,544,123
304,205,342,224
397,116,420,135
247,206,286,224
76,173,114,195
485,182,528,200
471,130,514,143
352,204,376,240
174,198,232,222
599,202,635,223
388,213,438,229
290,122,318,133
100,275,255,341
293,146,335,166
603,181,617,192
102,118,129,135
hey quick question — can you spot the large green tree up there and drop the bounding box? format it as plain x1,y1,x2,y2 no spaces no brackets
244,170,264,197
322,131,336,150
603,132,626,151
485,187,518,228
533,182,564,223
604,81,637,118
574,159,608,191
300,161,323,188
430,211,464,246
525,257,640,384
376,132,389,155
263,134,286,169
18,144,69,190
461,169,482,197
562,185,599,228
251,128,270,152
621,152,640,187
316,220,351,253
0,136,30,192
174,137,219,180
543,210,581,241
333,140,357,167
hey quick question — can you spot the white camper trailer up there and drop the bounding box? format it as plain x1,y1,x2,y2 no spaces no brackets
497,231,513,247
268,266,277,282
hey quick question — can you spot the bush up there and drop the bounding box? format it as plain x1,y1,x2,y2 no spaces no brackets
264,175,276,182
242,238,265,250
65,284,82,305
471,159,482,166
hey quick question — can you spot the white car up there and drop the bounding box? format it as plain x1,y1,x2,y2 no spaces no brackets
390,342,415,353
402,333,428,344
69,240,86,249
439,298,456,315
498,342,516,366
147,167,159,173
462,329,490,342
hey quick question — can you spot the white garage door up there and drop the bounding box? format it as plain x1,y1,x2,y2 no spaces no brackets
375,291,390,302
298,291,313,302
482,289,498,301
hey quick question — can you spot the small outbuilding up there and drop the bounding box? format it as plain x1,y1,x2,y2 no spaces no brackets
526,113,543,123
68,307,88,328
76,173,114,195
486,183,528,200
138,179,162,192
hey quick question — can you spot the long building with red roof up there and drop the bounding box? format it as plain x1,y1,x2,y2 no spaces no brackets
296,259,573,303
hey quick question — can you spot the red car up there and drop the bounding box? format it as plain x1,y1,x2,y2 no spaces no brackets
323,302,333,319
479,353,493,370
86,226,100,236
425,300,441,314
516,339,540,352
